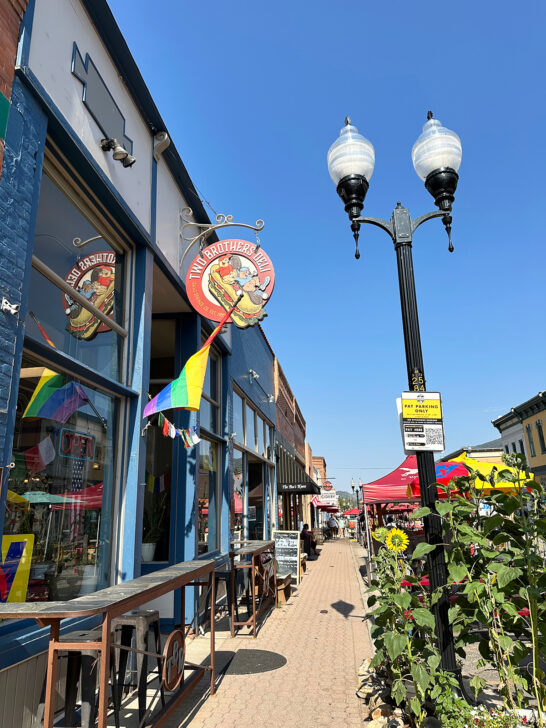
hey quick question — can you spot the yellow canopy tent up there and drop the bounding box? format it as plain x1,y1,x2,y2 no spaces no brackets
449,453,532,492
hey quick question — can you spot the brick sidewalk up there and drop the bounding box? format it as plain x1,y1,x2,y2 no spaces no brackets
165,539,372,728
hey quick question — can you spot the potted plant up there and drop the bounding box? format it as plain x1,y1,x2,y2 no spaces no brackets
142,491,167,562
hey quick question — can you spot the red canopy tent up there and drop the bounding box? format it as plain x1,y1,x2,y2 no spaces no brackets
343,507,360,516
361,456,469,504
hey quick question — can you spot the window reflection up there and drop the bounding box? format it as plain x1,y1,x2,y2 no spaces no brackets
231,450,244,542
246,404,256,451
200,347,220,434
233,392,244,444
198,439,218,554
4,354,115,602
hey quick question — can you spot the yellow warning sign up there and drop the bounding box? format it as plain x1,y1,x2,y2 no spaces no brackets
401,393,442,420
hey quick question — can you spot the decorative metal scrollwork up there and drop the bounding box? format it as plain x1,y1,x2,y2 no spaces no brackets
179,207,265,268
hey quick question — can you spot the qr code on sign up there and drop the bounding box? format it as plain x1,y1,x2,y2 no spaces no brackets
425,427,444,446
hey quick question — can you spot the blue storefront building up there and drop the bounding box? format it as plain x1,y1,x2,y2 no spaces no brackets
0,1,278,721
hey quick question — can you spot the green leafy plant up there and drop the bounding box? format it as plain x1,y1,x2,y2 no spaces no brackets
367,527,450,727
436,454,545,725
143,491,168,543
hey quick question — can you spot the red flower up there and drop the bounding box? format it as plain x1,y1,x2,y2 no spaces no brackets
404,610,414,620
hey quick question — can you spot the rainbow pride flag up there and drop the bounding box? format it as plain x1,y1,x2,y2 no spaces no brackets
23,369,88,423
143,301,239,418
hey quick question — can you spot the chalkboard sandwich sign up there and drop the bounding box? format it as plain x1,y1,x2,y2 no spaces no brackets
272,530,301,585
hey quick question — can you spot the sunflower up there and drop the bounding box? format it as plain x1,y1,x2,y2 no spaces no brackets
385,528,409,553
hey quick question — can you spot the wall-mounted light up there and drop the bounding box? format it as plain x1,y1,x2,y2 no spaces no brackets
100,138,136,167
248,369,260,383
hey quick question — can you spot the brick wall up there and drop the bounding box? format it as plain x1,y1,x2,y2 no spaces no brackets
0,1,29,177
0,77,47,490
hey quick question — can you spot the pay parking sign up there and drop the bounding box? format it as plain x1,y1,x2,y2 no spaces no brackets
397,392,445,453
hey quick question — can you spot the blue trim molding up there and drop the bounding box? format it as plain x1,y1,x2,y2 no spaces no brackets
119,245,153,581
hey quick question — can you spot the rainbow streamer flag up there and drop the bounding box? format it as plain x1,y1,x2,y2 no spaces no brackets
23,369,88,423
143,301,239,418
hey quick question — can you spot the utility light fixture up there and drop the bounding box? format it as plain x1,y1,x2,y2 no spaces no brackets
327,112,461,257
100,138,136,167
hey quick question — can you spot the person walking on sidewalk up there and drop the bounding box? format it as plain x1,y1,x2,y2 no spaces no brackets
338,516,346,538
328,515,339,538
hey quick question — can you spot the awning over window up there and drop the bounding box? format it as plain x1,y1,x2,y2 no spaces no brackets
276,445,320,494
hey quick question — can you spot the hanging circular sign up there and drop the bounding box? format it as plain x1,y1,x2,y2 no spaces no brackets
322,481,333,491
185,239,275,328
62,252,116,340
162,629,185,691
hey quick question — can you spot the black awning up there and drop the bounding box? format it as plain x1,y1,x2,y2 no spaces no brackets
276,446,320,495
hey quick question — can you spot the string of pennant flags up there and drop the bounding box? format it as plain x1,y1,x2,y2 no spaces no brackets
155,412,201,450
142,393,201,449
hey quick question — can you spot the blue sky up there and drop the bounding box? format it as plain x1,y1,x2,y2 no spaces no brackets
109,0,545,490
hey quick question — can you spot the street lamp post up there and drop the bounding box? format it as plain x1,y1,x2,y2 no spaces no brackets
327,113,462,675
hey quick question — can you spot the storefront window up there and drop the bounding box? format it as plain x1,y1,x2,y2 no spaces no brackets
198,439,219,554
27,175,125,382
265,423,275,460
200,348,220,434
231,450,244,542
4,353,116,602
246,404,256,451
233,391,244,444
257,416,265,458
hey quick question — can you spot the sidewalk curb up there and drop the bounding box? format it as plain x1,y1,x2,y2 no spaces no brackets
349,540,376,657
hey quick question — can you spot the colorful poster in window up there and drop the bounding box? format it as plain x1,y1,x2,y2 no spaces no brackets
186,240,275,328
62,252,116,340
0,534,34,603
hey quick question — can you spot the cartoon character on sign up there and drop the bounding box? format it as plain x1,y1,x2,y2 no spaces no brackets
62,253,116,340
0,535,34,603
185,241,275,328
209,255,270,320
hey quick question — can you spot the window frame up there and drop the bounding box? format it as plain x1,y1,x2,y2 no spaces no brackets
526,424,536,458
31,146,134,387
232,385,275,463
535,419,546,454
199,342,221,436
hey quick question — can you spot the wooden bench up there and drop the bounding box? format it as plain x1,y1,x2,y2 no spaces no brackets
276,573,292,605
